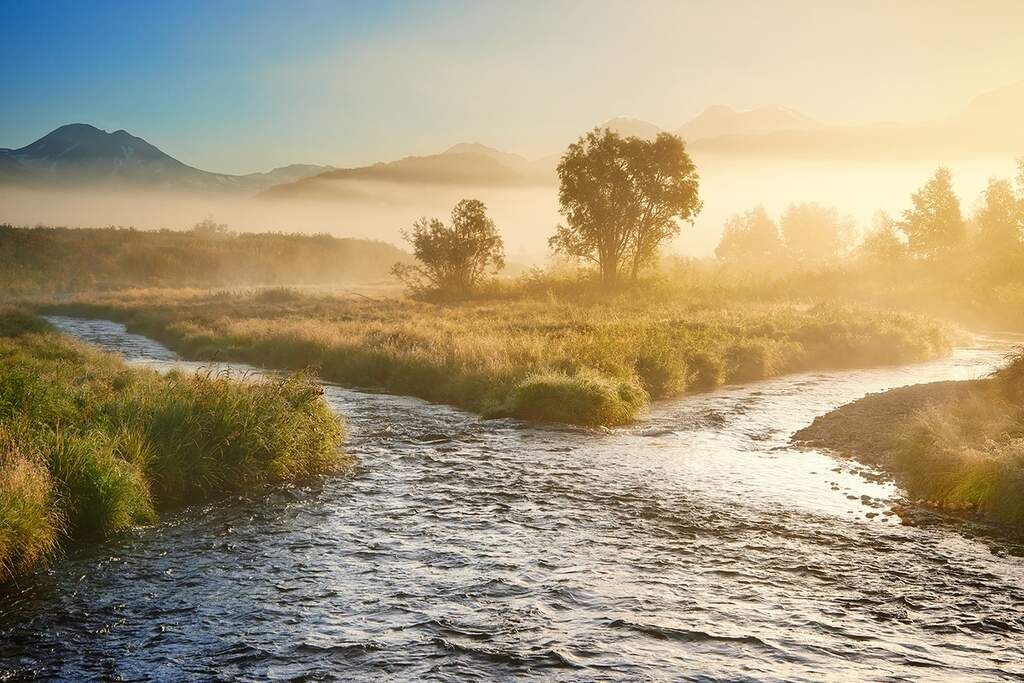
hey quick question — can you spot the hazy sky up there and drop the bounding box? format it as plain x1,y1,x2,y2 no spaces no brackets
3,0,1023,174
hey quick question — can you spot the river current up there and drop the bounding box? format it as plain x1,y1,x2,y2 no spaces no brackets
2,317,1023,681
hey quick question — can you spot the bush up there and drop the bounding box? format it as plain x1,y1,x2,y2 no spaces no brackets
503,372,647,426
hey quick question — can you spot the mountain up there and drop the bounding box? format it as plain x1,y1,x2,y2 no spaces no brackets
688,82,1024,160
261,143,554,201
601,117,664,140
675,105,819,141
0,124,332,192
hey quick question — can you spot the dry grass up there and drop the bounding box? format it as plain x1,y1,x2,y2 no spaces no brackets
36,284,955,426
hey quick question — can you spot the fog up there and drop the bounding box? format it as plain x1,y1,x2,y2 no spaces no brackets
1,155,1016,264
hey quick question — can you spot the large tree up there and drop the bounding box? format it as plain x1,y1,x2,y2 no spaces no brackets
901,167,965,259
392,199,504,296
715,206,782,263
780,202,855,262
549,128,701,286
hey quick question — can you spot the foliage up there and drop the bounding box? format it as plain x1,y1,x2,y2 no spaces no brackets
0,312,346,583
715,206,781,263
38,287,953,433
0,224,411,295
780,202,856,262
901,167,965,259
550,128,701,286
392,199,505,297
859,211,907,264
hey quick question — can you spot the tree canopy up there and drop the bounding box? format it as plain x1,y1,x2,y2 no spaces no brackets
550,128,701,286
392,199,504,297
901,167,965,259
780,202,855,262
715,206,782,263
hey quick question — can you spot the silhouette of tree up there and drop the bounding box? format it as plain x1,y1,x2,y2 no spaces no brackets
901,167,964,259
780,202,855,262
715,206,781,263
550,128,701,286
392,199,504,297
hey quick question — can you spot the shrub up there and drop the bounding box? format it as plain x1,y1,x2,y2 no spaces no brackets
503,372,647,426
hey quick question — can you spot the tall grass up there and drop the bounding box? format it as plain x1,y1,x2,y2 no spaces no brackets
0,311,346,583
890,350,1024,526
38,285,954,427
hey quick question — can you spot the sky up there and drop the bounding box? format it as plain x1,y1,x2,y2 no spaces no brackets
3,0,1024,174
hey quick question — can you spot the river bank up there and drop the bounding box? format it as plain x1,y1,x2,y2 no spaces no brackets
794,350,1024,529
3,316,1020,680
0,311,346,583
33,286,955,426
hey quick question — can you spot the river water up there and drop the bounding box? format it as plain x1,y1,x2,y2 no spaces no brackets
2,317,1023,681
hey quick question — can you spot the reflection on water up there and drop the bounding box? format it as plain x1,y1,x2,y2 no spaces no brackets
2,317,1022,680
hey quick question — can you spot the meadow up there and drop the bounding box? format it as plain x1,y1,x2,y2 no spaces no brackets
35,282,954,427
0,223,409,295
0,310,346,583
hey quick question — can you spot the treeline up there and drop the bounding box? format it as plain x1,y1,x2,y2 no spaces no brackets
0,222,412,294
709,160,1024,328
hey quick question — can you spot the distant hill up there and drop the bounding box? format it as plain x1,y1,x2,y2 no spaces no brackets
261,142,554,201
689,81,1024,160
0,124,332,192
675,105,819,141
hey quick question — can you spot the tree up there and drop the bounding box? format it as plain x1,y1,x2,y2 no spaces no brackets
191,217,232,237
901,167,965,259
549,128,701,286
975,177,1022,257
715,206,782,263
391,199,504,296
780,202,855,262
860,211,907,263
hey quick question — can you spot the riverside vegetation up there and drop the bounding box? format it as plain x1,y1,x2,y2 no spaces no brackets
796,351,1024,528
36,285,954,427
0,310,346,583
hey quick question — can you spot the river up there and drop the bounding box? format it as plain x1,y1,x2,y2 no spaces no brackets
2,317,1023,681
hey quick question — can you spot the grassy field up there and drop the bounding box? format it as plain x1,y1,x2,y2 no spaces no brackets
0,310,346,584
35,284,954,427
0,224,410,295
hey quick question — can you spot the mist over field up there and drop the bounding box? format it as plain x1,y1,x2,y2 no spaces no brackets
5,2,1024,680
3,155,1014,260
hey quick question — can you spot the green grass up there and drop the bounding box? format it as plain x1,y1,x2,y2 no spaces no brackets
36,285,955,427
0,311,346,583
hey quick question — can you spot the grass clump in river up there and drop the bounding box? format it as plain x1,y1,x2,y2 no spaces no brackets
36,285,954,427
0,310,346,583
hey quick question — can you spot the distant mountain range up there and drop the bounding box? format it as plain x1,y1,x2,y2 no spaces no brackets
604,104,820,142
0,124,334,192
3,81,1022,200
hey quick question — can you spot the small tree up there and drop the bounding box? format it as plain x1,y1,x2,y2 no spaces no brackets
901,167,965,259
191,217,232,237
860,211,907,263
715,206,782,264
975,177,1022,256
392,199,504,297
549,128,701,286
780,202,855,263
